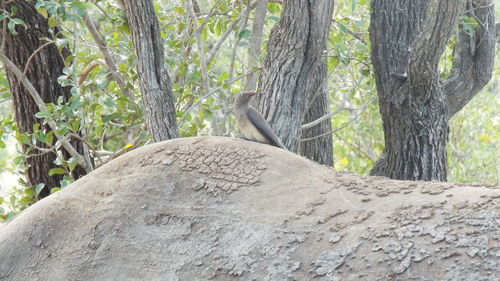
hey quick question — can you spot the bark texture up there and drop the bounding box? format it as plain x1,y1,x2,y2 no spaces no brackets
123,0,178,142
0,137,498,281
369,0,496,181
1,0,89,197
256,0,334,162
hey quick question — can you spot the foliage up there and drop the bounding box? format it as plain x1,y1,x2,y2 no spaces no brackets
0,0,498,221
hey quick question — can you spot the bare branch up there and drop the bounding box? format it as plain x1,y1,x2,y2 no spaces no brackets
333,132,376,163
22,41,55,76
83,13,136,101
206,9,244,64
78,59,104,85
0,52,93,173
300,98,374,142
244,0,268,91
229,0,251,80
187,0,211,96
301,107,343,130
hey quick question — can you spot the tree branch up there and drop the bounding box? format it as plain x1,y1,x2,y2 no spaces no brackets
443,0,496,117
244,0,267,91
206,6,245,65
23,41,54,76
83,13,136,101
300,107,343,130
408,0,465,91
0,52,93,173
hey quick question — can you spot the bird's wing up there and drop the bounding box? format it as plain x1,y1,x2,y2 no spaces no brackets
247,107,286,149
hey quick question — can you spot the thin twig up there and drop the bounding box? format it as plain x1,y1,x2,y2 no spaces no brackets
300,98,374,142
78,59,104,85
187,0,221,134
333,132,376,163
23,41,55,76
206,2,251,64
83,12,136,100
229,0,251,80
301,107,345,130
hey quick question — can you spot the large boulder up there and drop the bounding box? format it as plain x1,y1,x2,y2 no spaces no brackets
0,137,498,281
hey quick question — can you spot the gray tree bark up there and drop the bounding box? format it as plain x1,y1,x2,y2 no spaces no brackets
256,0,334,165
369,0,496,181
1,0,90,197
122,0,178,142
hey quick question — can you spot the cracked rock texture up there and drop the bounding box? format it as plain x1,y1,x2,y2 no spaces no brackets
0,136,498,281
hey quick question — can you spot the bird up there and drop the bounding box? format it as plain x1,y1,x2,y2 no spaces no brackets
234,91,286,149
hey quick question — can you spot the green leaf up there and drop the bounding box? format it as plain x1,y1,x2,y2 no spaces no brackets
13,155,24,165
35,183,45,195
10,6,18,17
35,111,50,119
60,180,71,188
174,6,184,15
18,132,30,144
48,16,58,28
67,157,77,172
70,2,86,17
6,211,16,220
50,187,61,194
55,38,69,47
45,131,54,145
338,23,350,34
215,20,223,36
56,127,68,136
19,196,34,205
48,168,66,176
0,140,5,149
217,71,229,82
7,18,26,35
238,29,251,39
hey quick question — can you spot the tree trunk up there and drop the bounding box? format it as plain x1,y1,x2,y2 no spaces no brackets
1,0,89,197
369,0,496,181
256,0,334,158
122,0,178,142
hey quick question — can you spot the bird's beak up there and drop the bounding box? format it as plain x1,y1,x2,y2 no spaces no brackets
244,91,257,97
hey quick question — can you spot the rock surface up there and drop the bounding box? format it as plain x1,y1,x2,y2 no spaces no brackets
0,137,498,281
